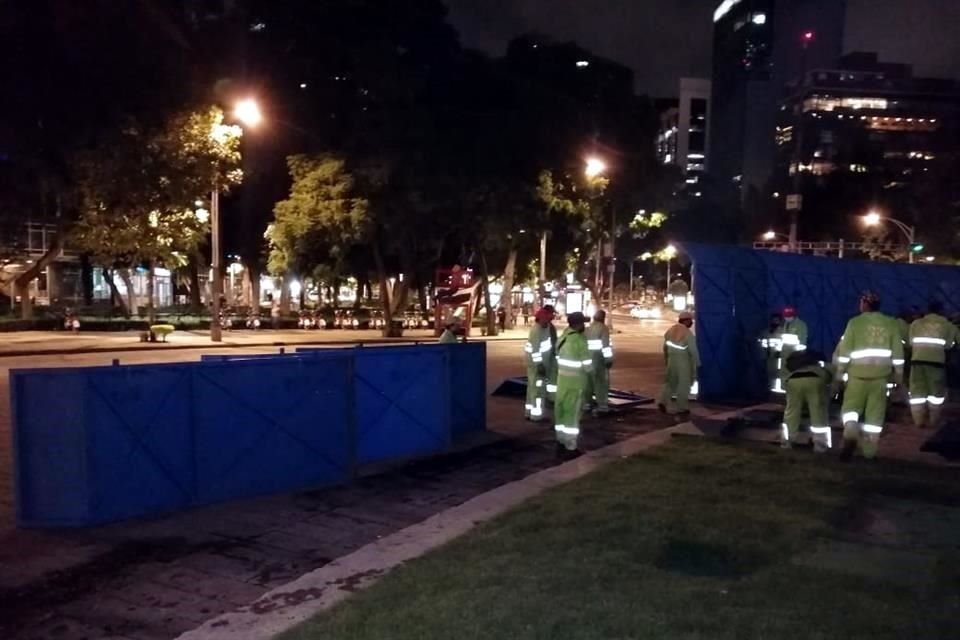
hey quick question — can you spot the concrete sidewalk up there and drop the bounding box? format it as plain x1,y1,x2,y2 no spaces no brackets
0,328,529,358
0,400,680,640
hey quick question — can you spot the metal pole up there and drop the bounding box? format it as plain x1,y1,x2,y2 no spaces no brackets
666,257,672,295
210,187,222,342
838,238,845,259
908,225,915,264
629,260,634,298
539,230,547,303
608,206,615,329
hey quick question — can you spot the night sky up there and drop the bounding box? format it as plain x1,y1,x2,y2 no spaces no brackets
446,0,960,98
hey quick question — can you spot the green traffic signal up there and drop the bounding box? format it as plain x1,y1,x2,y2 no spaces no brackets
910,243,924,253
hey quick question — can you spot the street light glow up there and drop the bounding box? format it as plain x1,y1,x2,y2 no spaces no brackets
664,244,678,258
763,230,776,240
234,98,263,127
864,211,882,226
585,157,607,178
926,256,936,263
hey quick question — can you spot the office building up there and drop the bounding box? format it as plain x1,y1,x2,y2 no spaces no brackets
657,78,711,189
773,52,960,238
709,0,846,199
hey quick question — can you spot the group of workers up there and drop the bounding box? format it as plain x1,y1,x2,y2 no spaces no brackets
519,289,956,461
762,291,957,459
524,306,614,457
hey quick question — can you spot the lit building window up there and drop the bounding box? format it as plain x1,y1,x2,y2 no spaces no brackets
752,13,767,25
576,60,590,68
802,96,889,112
848,164,868,173
714,0,742,22
688,153,706,160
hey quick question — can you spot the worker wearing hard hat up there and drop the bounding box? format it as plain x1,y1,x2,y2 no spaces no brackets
772,305,808,394
658,310,700,420
523,306,556,421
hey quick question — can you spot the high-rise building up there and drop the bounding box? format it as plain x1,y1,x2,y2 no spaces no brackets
773,52,960,238
709,0,847,200
657,78,712,190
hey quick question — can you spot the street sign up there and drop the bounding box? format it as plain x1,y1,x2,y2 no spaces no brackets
786,194,802,211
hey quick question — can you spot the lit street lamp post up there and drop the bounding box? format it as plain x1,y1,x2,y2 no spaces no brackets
863,211,917,264
210,98,262,342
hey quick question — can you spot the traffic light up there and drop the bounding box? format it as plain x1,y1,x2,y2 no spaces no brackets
910,243,924,253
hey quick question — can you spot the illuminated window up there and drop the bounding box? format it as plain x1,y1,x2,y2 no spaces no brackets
752,13,767,25
802,96,889,112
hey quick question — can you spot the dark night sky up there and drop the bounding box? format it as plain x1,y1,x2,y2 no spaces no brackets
445,0,960,98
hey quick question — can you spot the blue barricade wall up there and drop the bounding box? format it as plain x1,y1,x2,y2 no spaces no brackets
13,343,485,528
684,243,960,401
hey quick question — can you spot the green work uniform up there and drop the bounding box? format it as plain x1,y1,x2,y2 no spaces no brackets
658,323,700,414
554,328,593,451
584,320,614,412
908,313,959,428
760,329,782,394
782,351,833,452
524,323,555,421
773,317,809,394
835,312,905,458
439,329,458,344
546,324,559,399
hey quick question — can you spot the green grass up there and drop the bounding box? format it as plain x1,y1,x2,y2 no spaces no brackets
282,440,960,640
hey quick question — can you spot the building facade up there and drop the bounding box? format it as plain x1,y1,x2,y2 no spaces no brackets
657,78,712,191
709,0,847,200
773,52,960,239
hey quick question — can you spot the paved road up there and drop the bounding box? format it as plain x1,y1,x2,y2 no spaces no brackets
0,319,671,639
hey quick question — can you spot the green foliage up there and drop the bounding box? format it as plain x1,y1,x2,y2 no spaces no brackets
71,106,242,269
267,155,369,277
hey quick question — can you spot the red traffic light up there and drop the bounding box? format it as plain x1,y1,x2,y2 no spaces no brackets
803,31,815,42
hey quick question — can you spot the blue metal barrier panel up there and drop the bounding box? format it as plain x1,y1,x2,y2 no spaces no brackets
192,356,353,504
13,369,91,527
446,342,487,435
352,346,451,464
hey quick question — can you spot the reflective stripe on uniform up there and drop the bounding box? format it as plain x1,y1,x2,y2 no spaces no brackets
602,346,614,358
913,337,947,346
809,426,833,448
524,342,534,353
838,356,851,364
781,423,789,442
892,359,905,366
928,396,946,406
540,338,552,354
850,348,893,359
909,397,927,405
557,358,583,369
665,340,688,350
862,424,883,434
842,411,860,424
554,424,580,436
587,339,603,351
546,383,557,393
781,333,800,346
535,379,543,387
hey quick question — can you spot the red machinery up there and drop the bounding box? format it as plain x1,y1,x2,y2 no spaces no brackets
434,265,480,337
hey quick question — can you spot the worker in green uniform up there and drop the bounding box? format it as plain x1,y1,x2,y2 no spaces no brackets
760,313,784,394
657,310,700,420
908,300,959,428
553,312,593,456
834,291,905,459
523,307,556,421
439,319,459,344
543,305,559,401
782,349,833,452
772,305,809,394
584,309,614,414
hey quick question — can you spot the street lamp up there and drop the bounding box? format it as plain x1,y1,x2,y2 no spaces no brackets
210,98,261,342
762,230,789,241
663,244,678,292
585,156,608,179
863,210,917,264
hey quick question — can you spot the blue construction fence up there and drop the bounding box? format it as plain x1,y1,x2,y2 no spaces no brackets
12,342,486,528
683,244,960,403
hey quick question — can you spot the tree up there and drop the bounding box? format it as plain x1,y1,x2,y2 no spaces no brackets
72,107,242,321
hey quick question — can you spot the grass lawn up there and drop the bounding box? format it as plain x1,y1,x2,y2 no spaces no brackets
282,439,960,640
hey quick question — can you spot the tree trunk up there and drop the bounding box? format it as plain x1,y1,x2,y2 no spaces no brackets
146,261,156,324
502,246,518,329
80,255,94,306
280,273,292,313
118,268,136,315
104,268,130,317
479,251,497,336
188,254,202,312
15,236,63,319
248,264,261,311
